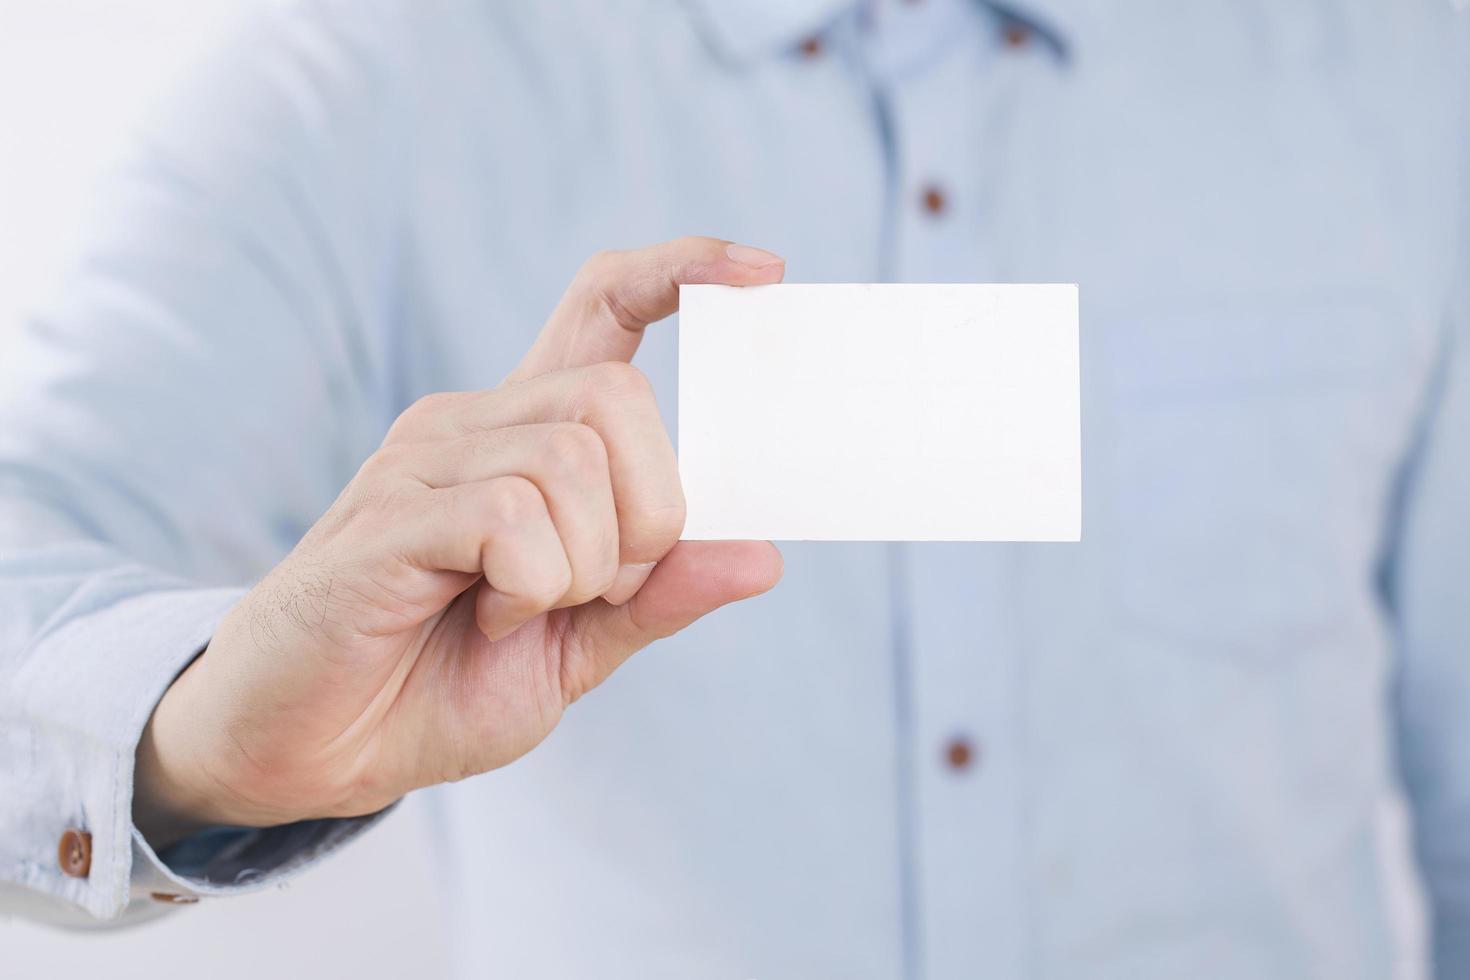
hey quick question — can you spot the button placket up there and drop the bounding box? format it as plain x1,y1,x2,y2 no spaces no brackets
866,4,1041,972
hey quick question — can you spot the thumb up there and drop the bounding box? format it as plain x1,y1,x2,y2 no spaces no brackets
509,237,785,383
557,540,784,702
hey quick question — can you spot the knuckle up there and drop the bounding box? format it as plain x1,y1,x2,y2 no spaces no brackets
358,443,411,480
574,253,648,333
542,423,608,481
382,418,412,445
583,248,620,272
595,283,644,333
668,235,720,276
575,250,620,287
584,360,653,403
387,391,460,441
405,391,454,422
484,477,545,527
670,234,710,255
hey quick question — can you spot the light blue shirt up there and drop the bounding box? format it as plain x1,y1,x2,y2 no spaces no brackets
3,0,1470,976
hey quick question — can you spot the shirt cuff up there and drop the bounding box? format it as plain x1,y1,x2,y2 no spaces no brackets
4,579,398,920
128,807,394,907
5,586,242,918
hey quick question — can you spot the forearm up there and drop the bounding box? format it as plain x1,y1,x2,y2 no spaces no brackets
0,1,403,917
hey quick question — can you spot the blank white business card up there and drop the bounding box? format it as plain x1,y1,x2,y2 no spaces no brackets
677,283,1080,541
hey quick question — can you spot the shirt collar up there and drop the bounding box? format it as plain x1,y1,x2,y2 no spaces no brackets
679,0,1081,64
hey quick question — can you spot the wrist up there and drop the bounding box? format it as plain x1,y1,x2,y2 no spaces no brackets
132,652,283,848
133,662,220,848
132,627,334,844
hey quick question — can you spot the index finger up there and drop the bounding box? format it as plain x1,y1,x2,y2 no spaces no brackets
508,236,785,383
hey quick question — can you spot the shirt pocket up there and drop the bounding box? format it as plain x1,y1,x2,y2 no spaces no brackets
1099,289,1415,665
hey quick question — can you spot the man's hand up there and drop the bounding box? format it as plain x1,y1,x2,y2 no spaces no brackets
134,237,787,842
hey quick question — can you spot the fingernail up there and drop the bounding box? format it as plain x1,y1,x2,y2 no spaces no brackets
602,562,657,606
484,616,525,643
725,243,784,269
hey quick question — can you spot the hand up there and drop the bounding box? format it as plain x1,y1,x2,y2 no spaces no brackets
134,237,787,843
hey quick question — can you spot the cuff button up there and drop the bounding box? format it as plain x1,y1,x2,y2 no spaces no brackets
150,892,199,905
58,829,92,878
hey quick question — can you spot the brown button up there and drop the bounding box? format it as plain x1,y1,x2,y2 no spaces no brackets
944,736,978,772
1002,22,1031,49
58,829,92,878
920,184,948,217
150,892,200,905
799,35,823,58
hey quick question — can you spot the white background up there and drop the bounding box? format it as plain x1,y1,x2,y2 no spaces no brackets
0,3,445,977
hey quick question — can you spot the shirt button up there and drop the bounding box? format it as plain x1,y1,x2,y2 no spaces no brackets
943,735,978,772
58,828,92,878
920,184,948,217
1001,22,1032,49
798,35,823,58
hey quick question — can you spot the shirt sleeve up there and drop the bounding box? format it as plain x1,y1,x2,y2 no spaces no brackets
0,0,413,923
